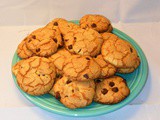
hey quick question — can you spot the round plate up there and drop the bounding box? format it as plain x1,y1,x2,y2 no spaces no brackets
12,20,148,117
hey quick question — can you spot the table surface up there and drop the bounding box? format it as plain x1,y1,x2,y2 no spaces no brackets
0,22,160,120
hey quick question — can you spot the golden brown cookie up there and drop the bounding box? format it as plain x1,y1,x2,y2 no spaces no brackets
117,58,140,73
17,37,34,59
49,48,72,74
101,33,140,69
58,21,80,35
53,76,95,109
13,56,56,95
63,55,101,81
12,60,24,76
94,55,116,78
45,18,67,48
94,76,130,104
80,14,113,33
63,28,103,57
26,28,58,57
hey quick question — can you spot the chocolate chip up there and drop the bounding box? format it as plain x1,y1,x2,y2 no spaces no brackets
55,92,61,99
77,49,81,53
112,87,119,92
66,80,72,84
74,37,77,40
54,22,58,26
95,79,102,83
56,74,62,78
42,74,45,76
28,39,32,43
65,95,68,97
83,74,89,79
38,74,40,76
109,82,115,87
65,39,69,42
32,35,36,39
36,48,40,52
101,88,108,95
53,38,57,43
86,57,90,60
72,90,74,93
91,23,97,28
68,45,72,49
130,48,133,53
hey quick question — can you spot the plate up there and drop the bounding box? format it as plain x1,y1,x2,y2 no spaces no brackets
12,20,148,117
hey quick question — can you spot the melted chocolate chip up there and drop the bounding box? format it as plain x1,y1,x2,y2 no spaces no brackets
112,87,119,92
86,57,90,60
109,82,115,87
72,90,74,93
65,39,69,42
68,45,72,49
28,39,32,43
55,92,61,99
101,88,108,95
77,49,81,53
42,74,45,76
95,79,102,83
91,23,97,28
65,95,68,97
54,22,58,26
36,48,40,52
83,74,89,79
56,74,62,78
130,47,133,53
74,37,77,40
32,35,36,39
53,38,57,43
66,80,72,84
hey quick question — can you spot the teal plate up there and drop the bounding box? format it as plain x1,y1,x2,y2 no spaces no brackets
12,20,148,117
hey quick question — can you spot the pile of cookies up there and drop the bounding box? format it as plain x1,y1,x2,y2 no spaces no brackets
12,14,140,109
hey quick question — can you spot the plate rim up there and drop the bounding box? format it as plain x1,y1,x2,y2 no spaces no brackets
11,22,148,117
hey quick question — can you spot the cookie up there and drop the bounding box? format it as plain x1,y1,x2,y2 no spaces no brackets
53,76,95,109
117,58,140,73
94,55,116,78
80,14,113,33
14,56,56,95
63,55,101,81
49,48,72,74
12,60,24,76
26,28,58,57
17,37,34,59
63,28,103,57
45,18,67,48
58,21,80,35
94,76,130,104
101,33,140,69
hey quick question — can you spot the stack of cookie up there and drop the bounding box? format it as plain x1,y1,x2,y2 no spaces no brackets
12,14,140,109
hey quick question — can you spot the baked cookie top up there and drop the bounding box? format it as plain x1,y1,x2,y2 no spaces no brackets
94,76,130,104
13,56,56,95
80,14,113,33
94,55,116,78
101,33,140,68
49,48,72,72
17,37,34,59
63,28,103,57
26,28,58,57
53,76,95,109
63,55,101,81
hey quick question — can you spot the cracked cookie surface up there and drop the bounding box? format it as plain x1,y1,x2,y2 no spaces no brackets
26,28,58,57
80,14,113,33
101,33,140,69
53,76,95,109
17,37,34,59
94,55,116,78
94,76,130,104
62,55,101,81
13,56,56,95
49,48,72,75
63,28,103,57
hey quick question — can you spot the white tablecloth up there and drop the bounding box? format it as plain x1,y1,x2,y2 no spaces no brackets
0,0,160,119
